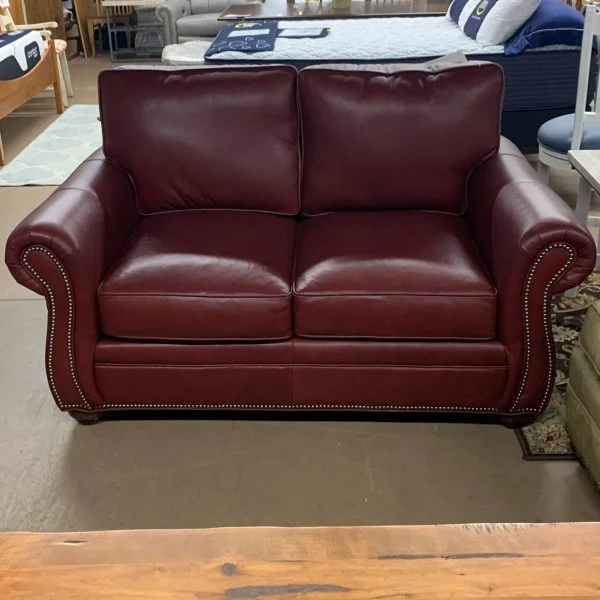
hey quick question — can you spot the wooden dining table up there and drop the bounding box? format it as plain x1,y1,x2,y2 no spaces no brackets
1,522,599,598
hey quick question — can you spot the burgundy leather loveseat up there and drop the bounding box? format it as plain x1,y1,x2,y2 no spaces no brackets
5,63,596,425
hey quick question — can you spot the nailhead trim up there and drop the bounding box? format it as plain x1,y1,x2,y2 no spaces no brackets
510,242,575,413
21,242,574,417
21,246,92,411
93,403,506,412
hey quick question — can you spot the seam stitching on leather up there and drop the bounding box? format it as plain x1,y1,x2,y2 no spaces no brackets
495,179,550,212
96,363,507,370
295,292,497,298
510,242,575,413
98,292,294,299
97,223,140,298
21,246,92,411
295,334,496,341
290,219,301,333
84,403,510,412
56,186,100,204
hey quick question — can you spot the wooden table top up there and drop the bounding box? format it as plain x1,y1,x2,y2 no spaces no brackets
1,523,600,599
219,0,451,21
569,149,600,195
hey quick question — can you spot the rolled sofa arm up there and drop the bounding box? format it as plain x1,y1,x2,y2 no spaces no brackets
467,137,597,414
156,0,188,46
5,151,139,411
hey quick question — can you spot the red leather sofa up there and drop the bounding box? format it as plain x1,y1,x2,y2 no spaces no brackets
5,63,597,425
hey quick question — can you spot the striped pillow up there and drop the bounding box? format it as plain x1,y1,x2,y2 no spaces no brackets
447,0,541,45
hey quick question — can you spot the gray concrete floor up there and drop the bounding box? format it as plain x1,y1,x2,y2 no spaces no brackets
1,57,600,532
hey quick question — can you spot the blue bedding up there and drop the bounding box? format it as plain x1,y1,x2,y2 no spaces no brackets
506,0,586,56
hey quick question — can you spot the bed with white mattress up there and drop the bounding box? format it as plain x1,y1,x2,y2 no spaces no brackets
199,16,592,151
0,29,44,81
206,17,508,63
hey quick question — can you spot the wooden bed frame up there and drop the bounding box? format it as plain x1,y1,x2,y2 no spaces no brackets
0,39,64,165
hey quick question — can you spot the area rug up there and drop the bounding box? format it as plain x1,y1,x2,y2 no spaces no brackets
516,272,600,460
0,105,101,186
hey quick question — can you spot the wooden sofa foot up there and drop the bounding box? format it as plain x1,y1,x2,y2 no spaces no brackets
68,410,102,425
500,415,536,429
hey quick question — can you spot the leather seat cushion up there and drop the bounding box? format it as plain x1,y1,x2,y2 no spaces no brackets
294,212,497,340
538,113,600,154
99,211,296,341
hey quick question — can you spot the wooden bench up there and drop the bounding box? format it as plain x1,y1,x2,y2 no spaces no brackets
1,523,600,598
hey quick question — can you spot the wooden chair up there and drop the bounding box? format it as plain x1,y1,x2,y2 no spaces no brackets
3,1,72,105
29,24,74,107
1,1,66,165
85,0,132,58
0,44,64,166
0,0,15,32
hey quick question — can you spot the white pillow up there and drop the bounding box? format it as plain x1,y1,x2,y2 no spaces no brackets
447,0,541,45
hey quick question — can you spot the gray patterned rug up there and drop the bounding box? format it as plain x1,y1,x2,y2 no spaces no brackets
0,105,101,186
516,272,600,460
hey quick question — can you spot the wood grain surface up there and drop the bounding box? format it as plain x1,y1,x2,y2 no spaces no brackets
569,150,600,195
23,0,66,40
0,41,60,121
9,0,25,25
1,523,600,599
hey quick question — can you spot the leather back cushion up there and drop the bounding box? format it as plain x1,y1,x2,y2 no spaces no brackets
99,66,300,215
299,63,504,215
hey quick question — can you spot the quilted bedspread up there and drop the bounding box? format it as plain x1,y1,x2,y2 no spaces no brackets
207,17,506,62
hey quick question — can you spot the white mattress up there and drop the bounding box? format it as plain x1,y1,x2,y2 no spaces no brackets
207,17,505,62
0,30,44,79
200,16,576,63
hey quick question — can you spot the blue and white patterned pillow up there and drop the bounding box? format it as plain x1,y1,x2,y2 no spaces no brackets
447,0,542,45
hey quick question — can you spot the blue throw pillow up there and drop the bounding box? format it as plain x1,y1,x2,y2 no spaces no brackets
505,0,585,56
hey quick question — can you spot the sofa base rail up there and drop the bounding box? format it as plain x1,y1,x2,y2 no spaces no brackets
93,363,508,413
66,406,538,428
49,335,557,424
